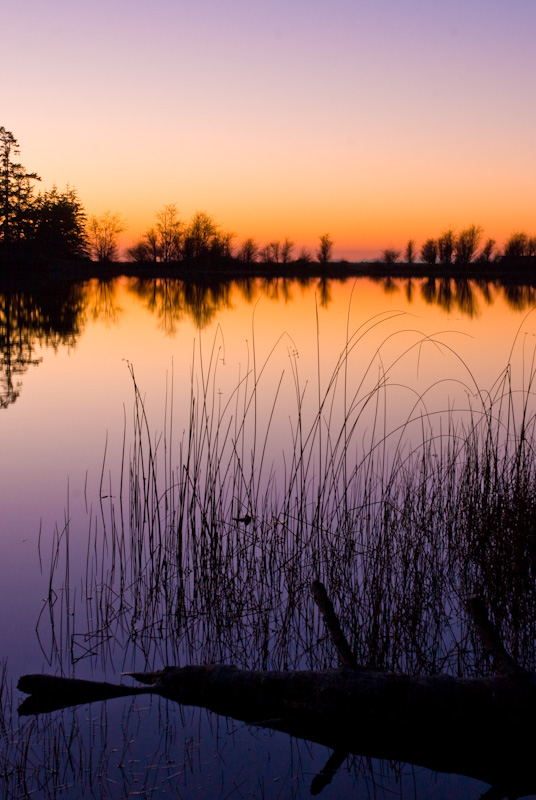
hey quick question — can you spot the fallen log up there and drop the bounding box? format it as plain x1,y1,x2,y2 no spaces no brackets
17,585,536,799
17,662,536,796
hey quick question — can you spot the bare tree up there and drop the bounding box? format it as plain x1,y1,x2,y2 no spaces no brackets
183,211,221,259
437,229,456,265
478,238,496,263
317,233,334,264
127,227,160,263
420,238,438,265
87,211,126,261
268,241,281,263
503,232,529,260
258,245,272,264
210,230,235,258
237,238,258,263
380,247,401,265
280,237,295,264
455,225,483,265
404,239,417,264
297,246,313,263
156,204,182,262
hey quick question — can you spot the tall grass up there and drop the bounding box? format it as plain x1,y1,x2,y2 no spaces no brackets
5,309,536,799
36,310,536,680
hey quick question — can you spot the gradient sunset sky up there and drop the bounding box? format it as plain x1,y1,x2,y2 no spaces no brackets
4,0,535,259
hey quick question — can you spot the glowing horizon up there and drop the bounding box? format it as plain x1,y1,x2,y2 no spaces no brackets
4,0,536,260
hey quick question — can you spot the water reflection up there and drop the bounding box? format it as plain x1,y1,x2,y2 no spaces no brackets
503,282,536,311
2,274,536,408
0,283,85,408
421,277,478,317
87,279,122,324
5,270,536,799
130,278,234,332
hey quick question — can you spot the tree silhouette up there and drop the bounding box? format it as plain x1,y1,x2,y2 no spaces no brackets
258,244,274,264
155,204,182,262
455,225,483,265
297,246,312,263
317,233,333,263
478,238,496,263
33,186,88,260
420,238,438,265
0,127,41,256
380,247,401,265
268,241,281,263
503,231,535,260
404,239,417,264
87,211,126,261
182,211,233,260
280,237,295,264
127,228,160,263
237,238,258,263
437,229,456,265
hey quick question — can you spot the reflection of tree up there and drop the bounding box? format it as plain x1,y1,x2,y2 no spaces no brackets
0,293,41,407
437,278,454,313
235,277,257,305
502,284,536,312
418,278,479,318
317,277,331,308
129,276,339,332
129,279,185,335
396,276,536,318
370,275,399,296
183,282,232,329
455,279,478,318
0,283,86,408
421,277,437,306
129,278,234,333
85,279,122,324
404,278,415,303
259,277,294,304
474,279,494,307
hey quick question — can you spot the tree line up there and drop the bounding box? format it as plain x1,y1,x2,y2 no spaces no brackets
0,127,128,262
383,225,536,266
0,127,333,266
126,203,334,265
1,126,534,269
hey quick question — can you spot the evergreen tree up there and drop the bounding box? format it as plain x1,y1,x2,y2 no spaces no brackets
0,127,40,256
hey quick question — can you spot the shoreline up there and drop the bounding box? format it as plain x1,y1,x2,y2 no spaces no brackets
1,256,535,288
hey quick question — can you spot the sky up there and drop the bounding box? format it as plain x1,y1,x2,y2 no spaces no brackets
4,0,536,259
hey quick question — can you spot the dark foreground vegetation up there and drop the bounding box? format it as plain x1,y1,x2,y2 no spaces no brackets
18,586,536,798
3,311,536,797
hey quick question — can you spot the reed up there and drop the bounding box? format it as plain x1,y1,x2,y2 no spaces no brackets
6,311,536,798
33,311,536,679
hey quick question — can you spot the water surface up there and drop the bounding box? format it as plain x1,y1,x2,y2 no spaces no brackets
2,275,536,798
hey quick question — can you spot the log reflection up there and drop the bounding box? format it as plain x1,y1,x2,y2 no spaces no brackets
19,586,536,800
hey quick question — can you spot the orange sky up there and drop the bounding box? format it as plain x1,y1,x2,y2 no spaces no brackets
3,0,535,259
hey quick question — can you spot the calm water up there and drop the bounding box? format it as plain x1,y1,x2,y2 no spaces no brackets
1,274,536,798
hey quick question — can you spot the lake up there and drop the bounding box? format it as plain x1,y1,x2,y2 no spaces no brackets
2,274,536,799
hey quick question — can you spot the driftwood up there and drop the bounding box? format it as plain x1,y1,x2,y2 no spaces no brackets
18,584,536,799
